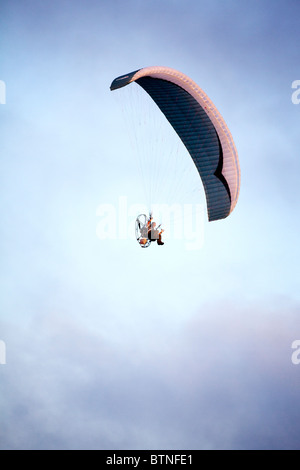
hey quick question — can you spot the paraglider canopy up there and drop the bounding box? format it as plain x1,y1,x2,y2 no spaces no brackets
111,66,240,222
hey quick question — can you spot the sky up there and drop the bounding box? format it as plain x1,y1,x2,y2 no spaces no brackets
0,0,300,450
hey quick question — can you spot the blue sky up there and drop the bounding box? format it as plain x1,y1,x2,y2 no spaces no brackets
0,0,300,450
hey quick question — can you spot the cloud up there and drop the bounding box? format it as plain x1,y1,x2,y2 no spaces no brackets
1,297,299,450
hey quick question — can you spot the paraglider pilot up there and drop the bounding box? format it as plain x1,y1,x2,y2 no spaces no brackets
147,216,164,245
